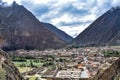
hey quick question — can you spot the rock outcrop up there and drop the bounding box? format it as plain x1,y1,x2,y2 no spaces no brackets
0,50,25,80
91,57,120,80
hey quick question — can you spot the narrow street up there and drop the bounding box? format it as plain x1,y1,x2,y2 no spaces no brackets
80,53,90,78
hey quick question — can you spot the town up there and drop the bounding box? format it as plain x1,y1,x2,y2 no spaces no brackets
7,46,120,80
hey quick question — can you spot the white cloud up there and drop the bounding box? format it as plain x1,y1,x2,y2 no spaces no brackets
112,0,120,6
31,0,52,4
50,14,73,25
58,23,89,38
79,14,97,22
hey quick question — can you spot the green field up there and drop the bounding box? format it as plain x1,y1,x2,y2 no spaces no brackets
0,69,6,80
27,75,37,80
11,56,55,80
103,50,120,57
12,58,44,73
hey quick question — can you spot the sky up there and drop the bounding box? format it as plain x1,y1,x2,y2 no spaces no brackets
2,0,120,38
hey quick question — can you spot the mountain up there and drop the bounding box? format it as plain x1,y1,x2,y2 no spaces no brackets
108,30,120,45
0,2,66,51
73,6,120,47
42,22,73,43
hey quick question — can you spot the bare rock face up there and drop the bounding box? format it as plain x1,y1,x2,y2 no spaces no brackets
0,50,25,80
91,57,120,80
73,7,120,47
0,2,66,51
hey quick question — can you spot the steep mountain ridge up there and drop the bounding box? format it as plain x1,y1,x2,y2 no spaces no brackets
0,2,66,51
43,22,73,43
73,7,120,46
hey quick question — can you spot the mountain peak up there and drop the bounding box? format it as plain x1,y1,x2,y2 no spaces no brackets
109,6,120,12
0,3,66,51
12,1,19,7
73,7,120,47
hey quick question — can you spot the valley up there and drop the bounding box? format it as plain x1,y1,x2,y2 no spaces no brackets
0,1,120,80
7,46,120,80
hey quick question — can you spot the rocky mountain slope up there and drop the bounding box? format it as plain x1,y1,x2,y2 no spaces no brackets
43,22,73,43
0,2,66,51
73,7,120,47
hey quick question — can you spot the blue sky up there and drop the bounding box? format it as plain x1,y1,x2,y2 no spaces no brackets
2,0,120,37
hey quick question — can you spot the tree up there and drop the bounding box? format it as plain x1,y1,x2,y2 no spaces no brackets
30,59,34,68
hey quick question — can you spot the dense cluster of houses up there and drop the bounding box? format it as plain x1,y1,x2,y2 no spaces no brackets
9,46,119,80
